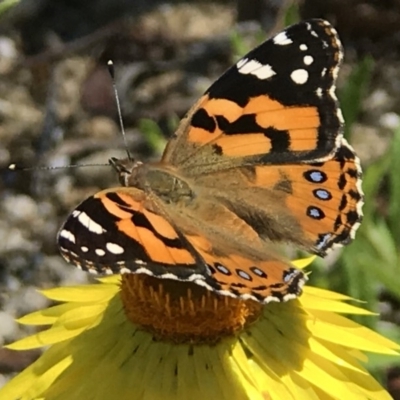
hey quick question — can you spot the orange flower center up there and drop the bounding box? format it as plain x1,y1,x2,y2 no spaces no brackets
120,274,263,344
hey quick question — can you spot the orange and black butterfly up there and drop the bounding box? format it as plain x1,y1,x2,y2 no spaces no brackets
58,19,363,303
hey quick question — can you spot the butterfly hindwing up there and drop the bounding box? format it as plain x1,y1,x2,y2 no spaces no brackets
185,234,306,302
239,139,363,255
284,139,363,254
163,19,344,172
178,139,363,257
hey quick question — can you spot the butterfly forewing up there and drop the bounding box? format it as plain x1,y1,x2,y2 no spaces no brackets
58,188,208,279
163,19,344,171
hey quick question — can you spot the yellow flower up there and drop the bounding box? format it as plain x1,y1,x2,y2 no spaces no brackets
0,259,398,400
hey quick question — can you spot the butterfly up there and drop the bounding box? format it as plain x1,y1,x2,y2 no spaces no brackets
58,19,363,304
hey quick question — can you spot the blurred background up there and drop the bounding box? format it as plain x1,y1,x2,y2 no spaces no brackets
0,0,400,396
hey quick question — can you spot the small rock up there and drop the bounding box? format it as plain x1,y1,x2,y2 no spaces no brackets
0,37,17,75
0,225,38,253
2,195,38,224
380,112,400,130
77,116,118,140
0,348,41,374
5,286,49,317
0,311,19,345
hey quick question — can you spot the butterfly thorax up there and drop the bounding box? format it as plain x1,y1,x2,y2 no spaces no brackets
109,157,194,205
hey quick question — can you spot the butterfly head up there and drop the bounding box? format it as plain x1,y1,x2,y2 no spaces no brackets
109,157,144,187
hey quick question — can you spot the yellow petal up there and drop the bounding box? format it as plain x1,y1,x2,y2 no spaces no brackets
7,325,86,350
21,357,73,400
97,275,121,284
17,303,85,326
39,284,118,302
293,256,316,269
308,337,367,373
308,310,399,354
304,286,360,301
302,294,373,315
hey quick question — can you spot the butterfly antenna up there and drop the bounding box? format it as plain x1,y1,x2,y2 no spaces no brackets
9,163,109,171
107,60,132,161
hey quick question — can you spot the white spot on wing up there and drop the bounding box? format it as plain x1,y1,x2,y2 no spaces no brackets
303,55,313,65
194,279,220,291
252,267,265,277
281,293,296,302
341,139,364,221
74,211,105,234
95,248,106,256
236,58,247,68
81,246,89,252
316,233,332,250
315,189,330,199
300,44,308,51
237,58,276,80
59,229,76,243
237,270,251,280
187,274,206,282
273,31,293,45
216,264,230,275
266,297,280,303
290,69,308,84
88,269,99,275
283,270,298,282
310,171,323,182
106,242,124,254
254,64,276,80
159,273,180,280
309,208,321,218
135,267,152,275
336,103,345,124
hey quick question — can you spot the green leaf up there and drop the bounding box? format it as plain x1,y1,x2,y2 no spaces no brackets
351,220,400,299
138,118,167,155
361,154,391,218
283,2,300,26
339,57,374,137
388,126,400,243
0,0,19,17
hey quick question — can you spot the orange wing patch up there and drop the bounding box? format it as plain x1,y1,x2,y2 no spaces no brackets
186,234,306,303
58,187,208,277
97,189,197,267
252,139,363,254
162,20,343,170
186,94,320,157
162,91,329,171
